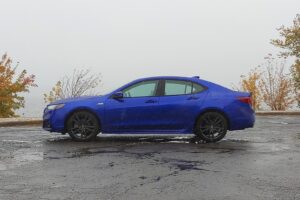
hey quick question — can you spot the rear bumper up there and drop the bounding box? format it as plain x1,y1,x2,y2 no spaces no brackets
227,106,255,131
229,114,255,130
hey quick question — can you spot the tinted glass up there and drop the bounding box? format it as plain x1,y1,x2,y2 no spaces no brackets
164,80,192,95
192,82,205,93
123,80,158,97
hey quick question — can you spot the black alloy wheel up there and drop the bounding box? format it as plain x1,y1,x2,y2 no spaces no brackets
195,112,228,142
67,111,100,141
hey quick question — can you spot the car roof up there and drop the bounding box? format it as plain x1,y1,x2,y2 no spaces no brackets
135,76,232,91
110,76,232,94
134,76,200,81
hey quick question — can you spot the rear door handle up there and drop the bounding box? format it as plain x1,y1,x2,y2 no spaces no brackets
145,99,158,103
187,96,199,100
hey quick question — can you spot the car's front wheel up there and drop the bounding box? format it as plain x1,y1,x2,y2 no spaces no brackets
66,111,100,141
195,112,228,142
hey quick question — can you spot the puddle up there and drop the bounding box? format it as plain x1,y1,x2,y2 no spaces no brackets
45,135,205,146
69,147,121,158
97,135,200,144
43,136,251,160
175,163,203,171
157,158,215,172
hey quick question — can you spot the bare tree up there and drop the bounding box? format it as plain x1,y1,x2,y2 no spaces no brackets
259,55,294,110
44,69,101,103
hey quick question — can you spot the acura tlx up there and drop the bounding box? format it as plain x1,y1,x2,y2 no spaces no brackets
43,76,255,142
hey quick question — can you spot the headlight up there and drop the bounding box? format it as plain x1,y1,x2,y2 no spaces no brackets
47,104,65,110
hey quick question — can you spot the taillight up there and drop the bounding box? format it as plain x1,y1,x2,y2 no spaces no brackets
238,96,252,106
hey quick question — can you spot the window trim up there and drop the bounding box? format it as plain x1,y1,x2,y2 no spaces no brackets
161,79,207,97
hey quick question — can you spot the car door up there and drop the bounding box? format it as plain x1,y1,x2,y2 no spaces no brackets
104,80,162,132
158,79,208,131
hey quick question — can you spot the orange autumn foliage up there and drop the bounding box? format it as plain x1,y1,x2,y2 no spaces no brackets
259,55,294,110
271,14,300,106
238,55,295,111
0,53,37,117
239,68,262,110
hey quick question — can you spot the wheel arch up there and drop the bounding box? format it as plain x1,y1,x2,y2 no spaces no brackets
63,107,102,133
193,108,231,131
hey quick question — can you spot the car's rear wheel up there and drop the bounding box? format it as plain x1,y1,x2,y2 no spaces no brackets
195,112,228,142
66,111,100,141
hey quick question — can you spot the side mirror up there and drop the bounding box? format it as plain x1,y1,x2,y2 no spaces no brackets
112,91,123,99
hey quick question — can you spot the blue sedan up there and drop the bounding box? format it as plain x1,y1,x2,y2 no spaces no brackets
43,76,255,142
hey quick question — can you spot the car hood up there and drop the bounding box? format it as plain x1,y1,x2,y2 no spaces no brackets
50,95,106,105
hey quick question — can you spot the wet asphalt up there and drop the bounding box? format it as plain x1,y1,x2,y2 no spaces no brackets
0,116,300,200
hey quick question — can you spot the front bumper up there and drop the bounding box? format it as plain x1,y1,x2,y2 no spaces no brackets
43,108,54,131
43,119,52,130
43,108,65,133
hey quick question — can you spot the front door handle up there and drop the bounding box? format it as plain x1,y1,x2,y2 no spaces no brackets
187,96,199,100
145,99,158,103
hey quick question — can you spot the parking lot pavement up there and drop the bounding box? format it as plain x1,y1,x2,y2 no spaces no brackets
0,116,300,200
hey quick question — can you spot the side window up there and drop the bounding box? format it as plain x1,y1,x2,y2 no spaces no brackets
164,80,192,96
192,83,205,93
122,80,159,98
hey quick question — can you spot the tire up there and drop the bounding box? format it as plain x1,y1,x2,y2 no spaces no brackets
195,112,228,142
66,111,100,141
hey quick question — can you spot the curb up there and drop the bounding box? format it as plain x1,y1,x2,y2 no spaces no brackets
0,119,42,127
255,111,300,116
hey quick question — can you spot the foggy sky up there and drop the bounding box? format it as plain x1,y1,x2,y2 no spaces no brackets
0,0,299,117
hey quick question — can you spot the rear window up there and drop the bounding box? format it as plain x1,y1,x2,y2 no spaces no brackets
164,80,205,96
164,80,192,95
